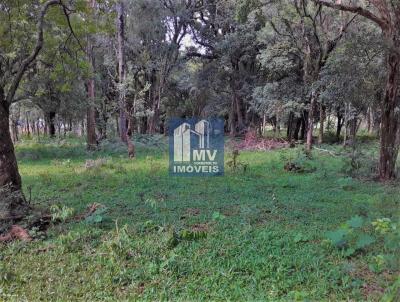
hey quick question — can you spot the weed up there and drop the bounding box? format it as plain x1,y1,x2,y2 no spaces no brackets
226,150,248,173
1,137,398,301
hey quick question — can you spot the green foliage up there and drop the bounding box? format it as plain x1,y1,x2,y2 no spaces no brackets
283,149,316,173
347,215,364,228
325,215,375,256
212,211,226,222
50,205,74,222
372,218,396,235
325,229,348,248
179,229,208,241
84,207,109,225
1,139,398,300
226,150,248,173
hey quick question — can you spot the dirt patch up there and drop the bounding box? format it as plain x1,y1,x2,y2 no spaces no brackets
231,131,289,151
0,225,32,242
191,223,209,232
186,208,200,216
349,263,385,300
180,208,201,220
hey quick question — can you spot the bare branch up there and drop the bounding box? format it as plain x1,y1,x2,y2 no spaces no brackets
184,52,217,60
320,14,358,66
313,0,388,30
61,4,86,53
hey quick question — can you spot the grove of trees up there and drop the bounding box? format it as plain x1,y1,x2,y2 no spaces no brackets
1,0,400,229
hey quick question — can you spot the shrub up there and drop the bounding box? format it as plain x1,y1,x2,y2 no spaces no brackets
325,215,375,257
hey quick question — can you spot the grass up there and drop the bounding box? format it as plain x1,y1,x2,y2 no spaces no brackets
0,136,399,301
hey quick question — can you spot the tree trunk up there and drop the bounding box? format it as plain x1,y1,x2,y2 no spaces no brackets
379,47,400,180
117,1,127,143
336,108,343,142
36,120,40,138
293,117,302,140
287,112,294,141
367,106,371,133
235,96,245,134
318,104,326,144
306,92,317,151
48,111,56,138
229,98,236,137
87,80,97,150
349,116,357,147
25,113,31,138
300,111,308,140
86,0,97,150
0,98,28,232
262,114,266,136
343,103,350,146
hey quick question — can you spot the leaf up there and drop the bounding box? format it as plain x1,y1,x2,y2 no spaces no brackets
344,248,356,257
384,233,400,251
347,215,364,228
84,207,108,224
212,211,226,221
326,229,347,247
355,234,375,250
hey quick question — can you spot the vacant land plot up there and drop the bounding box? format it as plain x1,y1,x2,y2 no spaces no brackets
1,138,399,301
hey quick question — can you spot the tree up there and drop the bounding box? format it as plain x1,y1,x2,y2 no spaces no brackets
314,0,400,180
86,0,98,150
0,0,84,229
185,0,263,136
116,0,128,143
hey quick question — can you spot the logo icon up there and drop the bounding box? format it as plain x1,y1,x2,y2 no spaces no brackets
169,118,224,176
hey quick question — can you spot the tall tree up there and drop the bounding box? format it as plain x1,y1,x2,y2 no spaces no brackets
116,0,128,142
86,0,97,150
0,0,65,230
315,0,400,180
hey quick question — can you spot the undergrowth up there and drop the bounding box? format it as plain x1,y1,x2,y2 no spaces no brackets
0,137,399,301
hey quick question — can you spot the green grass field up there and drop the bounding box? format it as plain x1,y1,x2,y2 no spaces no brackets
1,136,399,301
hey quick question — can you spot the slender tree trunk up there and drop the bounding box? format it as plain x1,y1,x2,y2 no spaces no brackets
336,109,343,142
115,115,119,136
117,0,127,143
229,98,236,137
343,103,349,146
300,111,307,140
349,116,357,147
262,114,266,136
306,92,317,151
235,96,245,134
379,47,400,180
367,107,371,133
86,0,97,150
87,80,97,150
25,113,31,138
318,104,326,144
287,112,294,141
36,120,40,138
48,111,56,138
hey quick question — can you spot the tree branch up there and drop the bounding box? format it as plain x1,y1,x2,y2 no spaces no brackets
5,0,61,105
320,14,358,66
313,0,388,30
61,4,86,53
184,52,217,60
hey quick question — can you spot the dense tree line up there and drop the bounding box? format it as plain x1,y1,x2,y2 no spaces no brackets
1,0,400,229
